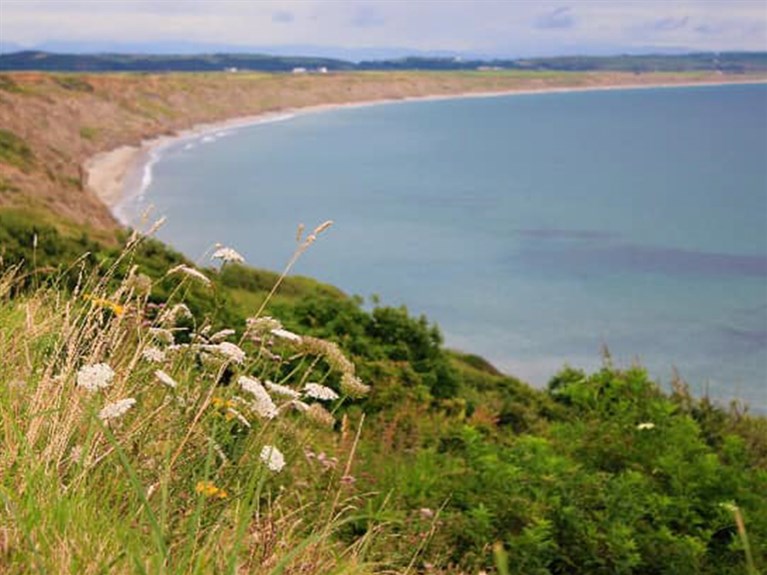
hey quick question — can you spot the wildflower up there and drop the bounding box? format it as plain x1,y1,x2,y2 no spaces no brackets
636,422,656,431
212,396,236,410
340,475,356,485
202,342,246,364
98,398,136,421
303,382,339,401
167,264,211,286
305,403,335,428
76,363,115,392
142,346,166,363
238,376,278,419
155,370,177,389
69,445,83,462
316,451,338,470
271,328,301,343
245,316,282,334
85,295,125,317
264,380,300,399
195,480,228,499
340,373,370,398
209,328,236,343
260,445,286,473
212,246,245,264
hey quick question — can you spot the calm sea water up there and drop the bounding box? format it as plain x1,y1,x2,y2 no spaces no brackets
123,84,767,410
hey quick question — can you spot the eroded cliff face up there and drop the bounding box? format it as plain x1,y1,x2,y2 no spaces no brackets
0,70,763,233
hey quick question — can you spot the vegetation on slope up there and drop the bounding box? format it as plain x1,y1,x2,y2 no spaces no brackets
0,213,765,574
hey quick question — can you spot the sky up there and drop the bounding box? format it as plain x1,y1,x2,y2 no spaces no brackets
1,0,766,59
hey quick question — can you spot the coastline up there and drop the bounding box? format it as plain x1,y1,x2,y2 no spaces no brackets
85,77,767,225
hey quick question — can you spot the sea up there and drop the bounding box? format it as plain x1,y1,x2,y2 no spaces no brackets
118,83,767,411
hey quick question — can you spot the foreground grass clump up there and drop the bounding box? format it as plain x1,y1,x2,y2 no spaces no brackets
0,227,386,574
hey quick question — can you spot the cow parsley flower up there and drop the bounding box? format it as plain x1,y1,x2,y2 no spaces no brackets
76,363,115,392
209,328,236,343
142,346,166,363
264,380,300,399
212,246,245,264
303,382,339,401
98,398,136,421
260,445,286,473
238,376,278,419
271,328,301,342
246,316,282,334
202,342,246,364
155,369,178,389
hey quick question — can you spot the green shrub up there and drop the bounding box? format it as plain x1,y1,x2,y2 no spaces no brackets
0,129,34,171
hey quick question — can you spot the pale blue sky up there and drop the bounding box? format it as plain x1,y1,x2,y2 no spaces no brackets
1,0,765,58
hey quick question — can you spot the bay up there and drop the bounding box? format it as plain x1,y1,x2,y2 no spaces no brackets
126,83,767,411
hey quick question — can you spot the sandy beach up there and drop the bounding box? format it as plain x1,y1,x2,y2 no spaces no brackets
84,78,767,223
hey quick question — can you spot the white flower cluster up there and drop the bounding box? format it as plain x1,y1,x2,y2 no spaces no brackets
155,370,178,389
201,342,246,364
209,328,236,343
212,246,245,264
270,328,302,343
142,346,166,363
238,376,278,419
260,445,286,473
246,316,282,335
264,380,300,399
303,382,339,401
636,422,656,431
76,363,115,392
98,398,136,421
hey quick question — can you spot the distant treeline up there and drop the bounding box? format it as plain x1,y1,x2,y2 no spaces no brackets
1,50,766,73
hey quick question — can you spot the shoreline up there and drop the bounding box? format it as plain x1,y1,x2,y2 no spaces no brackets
85,77,767,225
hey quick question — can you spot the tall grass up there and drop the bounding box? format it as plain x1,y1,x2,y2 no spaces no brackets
0,222,388,574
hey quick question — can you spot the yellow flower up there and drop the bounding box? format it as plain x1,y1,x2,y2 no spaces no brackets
211,397,235,410
195,480,228,499
84,294,125,317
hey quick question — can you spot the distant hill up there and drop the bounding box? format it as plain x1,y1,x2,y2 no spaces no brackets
1,50,766,73
0,51,355,73
358,52,767,73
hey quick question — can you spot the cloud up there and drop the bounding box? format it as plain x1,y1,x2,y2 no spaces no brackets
535,7,575,30
271,10,294,24
1,0,765,57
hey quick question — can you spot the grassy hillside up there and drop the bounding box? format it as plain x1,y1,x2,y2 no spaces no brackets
0,201,765,574
1,70,766,572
